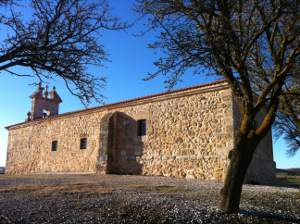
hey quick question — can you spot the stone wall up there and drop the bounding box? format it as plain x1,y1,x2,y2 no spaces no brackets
5,81,275,183
6,113,102,174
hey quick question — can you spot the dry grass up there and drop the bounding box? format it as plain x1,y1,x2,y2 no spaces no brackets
0,183,113,196
0,182,185,197
273,176,300,202
274,175,300,188
183,190,203,199
124,184,184,193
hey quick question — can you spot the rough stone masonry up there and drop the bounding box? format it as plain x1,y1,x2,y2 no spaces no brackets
5,80,276,184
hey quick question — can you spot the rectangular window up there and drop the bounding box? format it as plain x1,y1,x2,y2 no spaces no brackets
51,140,58,151
137,119,146,136
80,138,87,150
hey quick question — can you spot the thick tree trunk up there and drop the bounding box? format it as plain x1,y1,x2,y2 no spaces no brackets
219,135,259,213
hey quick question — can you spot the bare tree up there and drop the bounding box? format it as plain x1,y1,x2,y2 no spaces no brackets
137,0,300,213
275,75,300,156
0,0,125,105
0,0,10,5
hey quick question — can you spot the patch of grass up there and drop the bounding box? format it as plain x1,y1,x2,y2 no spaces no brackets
274,176,300,200
125,184,184,193
296,190,300,199
183,191,202,199
275,175,300,188
0,183,112,196
153,185,183,193
125,184,148,189
286,176,300,185
0,185,45,193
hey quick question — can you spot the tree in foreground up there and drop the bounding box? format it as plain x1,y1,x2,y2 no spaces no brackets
275,75,300,156
0,0,124,105
137,0,300,213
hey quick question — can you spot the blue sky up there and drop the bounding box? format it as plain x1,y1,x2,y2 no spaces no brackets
0,0,299,168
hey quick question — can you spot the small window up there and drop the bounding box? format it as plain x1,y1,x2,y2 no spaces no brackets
80,138,87,150
51,140,58,151
137,119,146,136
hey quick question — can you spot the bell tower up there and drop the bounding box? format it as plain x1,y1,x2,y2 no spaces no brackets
27,84,62,121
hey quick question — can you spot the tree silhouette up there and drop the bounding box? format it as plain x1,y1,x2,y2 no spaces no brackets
137,0,300,213
0,0,125,105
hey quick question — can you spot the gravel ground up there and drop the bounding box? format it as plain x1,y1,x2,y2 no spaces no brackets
0,174,299,224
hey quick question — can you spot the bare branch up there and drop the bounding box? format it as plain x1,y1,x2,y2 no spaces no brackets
0,0,126,105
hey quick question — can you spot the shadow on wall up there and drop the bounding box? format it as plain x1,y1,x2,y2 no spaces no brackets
98,112,144,175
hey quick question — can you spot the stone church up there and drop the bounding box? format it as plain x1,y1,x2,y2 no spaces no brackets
5,80,276,184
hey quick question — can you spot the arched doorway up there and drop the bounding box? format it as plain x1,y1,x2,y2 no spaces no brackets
97,112,143,175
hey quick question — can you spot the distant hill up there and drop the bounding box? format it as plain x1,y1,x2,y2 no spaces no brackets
277,168,300,176
286,168,300,172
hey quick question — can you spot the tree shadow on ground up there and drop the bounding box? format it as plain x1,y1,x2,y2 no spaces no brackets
239,209,300,223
